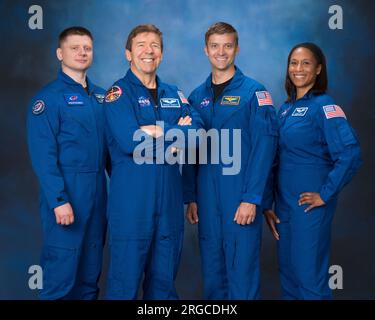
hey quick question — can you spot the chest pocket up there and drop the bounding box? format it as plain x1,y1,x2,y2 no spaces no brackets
135,96,157,125
281,107,317,149
61,97,94,135
214,96,248,129
159,97,183,124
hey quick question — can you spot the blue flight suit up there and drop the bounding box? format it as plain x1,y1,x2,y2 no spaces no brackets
183,67,278,299
26,70,108,300
263,92,362,299
104,69,203,300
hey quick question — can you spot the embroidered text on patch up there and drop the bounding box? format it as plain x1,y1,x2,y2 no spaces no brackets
64,94,84,105
138,96,151,107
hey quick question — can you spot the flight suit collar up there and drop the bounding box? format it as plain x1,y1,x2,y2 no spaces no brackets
204,65,245,92
58,69,95,95
203,66,246,129
282,92,315,124
291,91,315,104
124,68,166,99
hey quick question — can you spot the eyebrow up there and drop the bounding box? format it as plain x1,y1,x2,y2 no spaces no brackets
209,42,234,45
290,58,313,61
135,41,160,45
69,43,91,47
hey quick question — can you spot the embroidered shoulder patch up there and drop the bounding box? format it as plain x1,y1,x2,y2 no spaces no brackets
32,100,45,115
323,105,346,119
255,91,273,106
105,86,122,103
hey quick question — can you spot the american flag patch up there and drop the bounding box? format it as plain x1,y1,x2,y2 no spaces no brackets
256,91,273,106
177,91,189,104
323,105,346,119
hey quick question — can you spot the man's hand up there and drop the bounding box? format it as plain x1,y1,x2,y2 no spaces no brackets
186,202,198,224
170,116,192,153
54,203,74,225
263,209,280,240
298,192,325,213
154,125,164,138
170,146,180,154
233,202,256,225
140,125,164,138
140,116,191,139
178,116,192,126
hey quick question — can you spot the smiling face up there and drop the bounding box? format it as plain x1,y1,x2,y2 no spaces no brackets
125,32,163,79
205,33,239,73
288,47,322,97
56,34,93,73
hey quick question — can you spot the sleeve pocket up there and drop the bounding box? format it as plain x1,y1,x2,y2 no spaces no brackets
338,123,357,147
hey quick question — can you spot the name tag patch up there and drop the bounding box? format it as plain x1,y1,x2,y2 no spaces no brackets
292,107,308,117
160,98,180,108
64,94,84,105
221,96,240,105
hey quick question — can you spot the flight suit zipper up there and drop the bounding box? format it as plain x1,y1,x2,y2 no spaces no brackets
83,84,100,171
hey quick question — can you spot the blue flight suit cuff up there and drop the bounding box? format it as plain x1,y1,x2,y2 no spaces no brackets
183,192,196,204
48,193,69,210
241,193,262,206
319,189,331,204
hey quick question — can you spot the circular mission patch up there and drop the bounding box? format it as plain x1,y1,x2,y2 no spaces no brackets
32,100,45,115
105,85,122,103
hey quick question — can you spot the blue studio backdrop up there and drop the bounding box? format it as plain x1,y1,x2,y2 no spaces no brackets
0,0,374,299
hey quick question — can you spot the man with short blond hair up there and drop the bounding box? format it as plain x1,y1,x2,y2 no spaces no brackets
27,26,108,299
